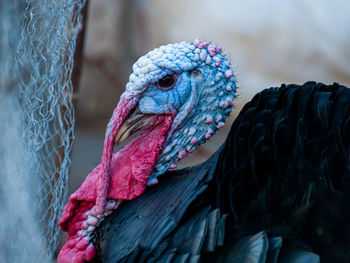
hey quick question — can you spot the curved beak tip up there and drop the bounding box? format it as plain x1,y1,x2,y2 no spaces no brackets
114,111,155,146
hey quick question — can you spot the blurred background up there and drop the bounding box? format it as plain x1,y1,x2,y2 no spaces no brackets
70,0,350,193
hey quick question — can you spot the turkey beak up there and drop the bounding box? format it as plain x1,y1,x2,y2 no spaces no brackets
114,108,154,146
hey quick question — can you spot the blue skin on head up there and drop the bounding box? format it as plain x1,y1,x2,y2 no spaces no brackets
121,40,236,181
139,73,192,114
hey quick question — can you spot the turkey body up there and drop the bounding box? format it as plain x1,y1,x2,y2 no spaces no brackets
92,82,350,263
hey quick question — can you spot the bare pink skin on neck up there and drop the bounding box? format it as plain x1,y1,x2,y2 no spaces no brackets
58,96,175,263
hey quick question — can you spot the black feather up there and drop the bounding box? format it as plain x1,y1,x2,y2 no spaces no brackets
213,82,350,262
92,82,350,263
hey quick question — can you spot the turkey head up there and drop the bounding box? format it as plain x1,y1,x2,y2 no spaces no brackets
58,39,236,263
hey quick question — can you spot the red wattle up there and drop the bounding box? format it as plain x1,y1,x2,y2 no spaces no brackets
58,113,174,263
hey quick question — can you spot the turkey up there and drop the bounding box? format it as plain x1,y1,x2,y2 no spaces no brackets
58,39,350,263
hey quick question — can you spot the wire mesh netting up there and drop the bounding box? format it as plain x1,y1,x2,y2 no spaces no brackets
5,0,86,259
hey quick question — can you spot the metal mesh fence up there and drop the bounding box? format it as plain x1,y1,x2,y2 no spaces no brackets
14,0,86,257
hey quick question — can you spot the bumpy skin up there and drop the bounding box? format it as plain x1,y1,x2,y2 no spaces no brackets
129,39,236,179
58,39,236,263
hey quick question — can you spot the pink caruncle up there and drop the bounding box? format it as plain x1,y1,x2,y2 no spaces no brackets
58,95,175,263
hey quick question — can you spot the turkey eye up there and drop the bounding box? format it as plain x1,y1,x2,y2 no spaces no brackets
157,75,175,89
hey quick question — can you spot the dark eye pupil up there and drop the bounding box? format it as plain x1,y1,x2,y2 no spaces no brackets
158,75,174,88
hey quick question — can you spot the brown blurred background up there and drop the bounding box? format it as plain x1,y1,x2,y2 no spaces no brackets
70,0,350,193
